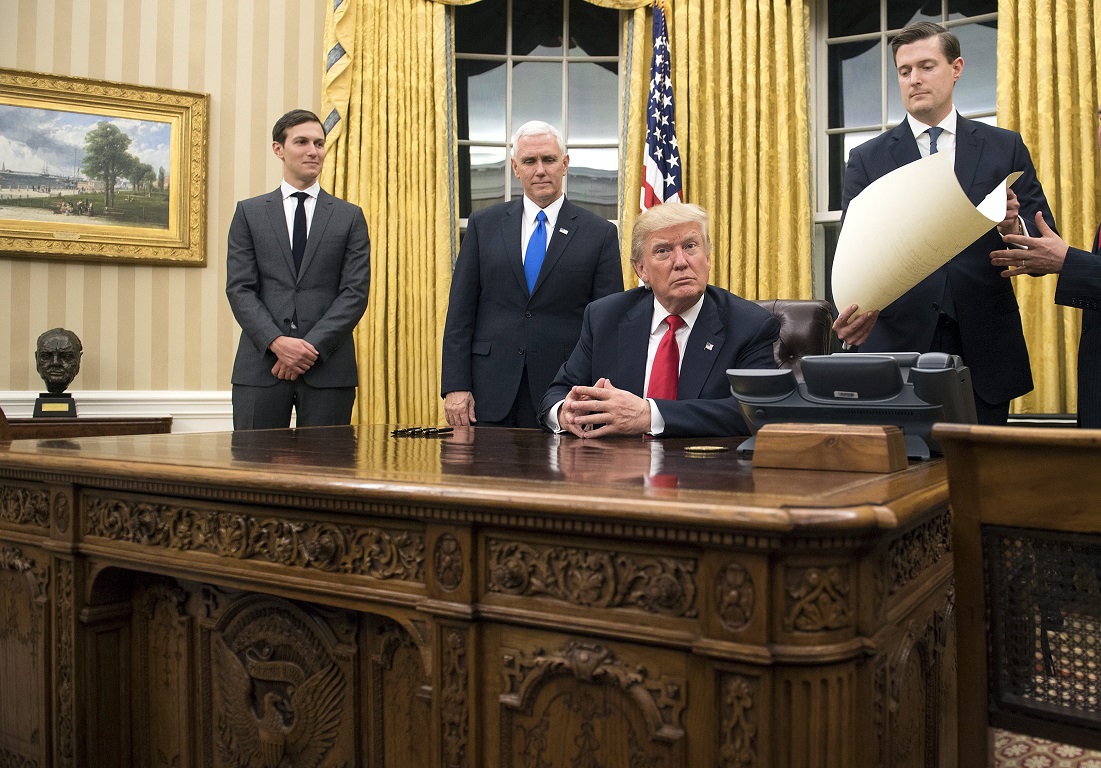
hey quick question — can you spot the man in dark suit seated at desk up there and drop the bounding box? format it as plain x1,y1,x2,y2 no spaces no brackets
540,202,780,438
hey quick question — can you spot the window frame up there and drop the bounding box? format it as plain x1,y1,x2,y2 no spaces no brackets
453,0,624,227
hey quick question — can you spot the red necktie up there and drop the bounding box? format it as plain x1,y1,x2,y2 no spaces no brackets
647,315,685,400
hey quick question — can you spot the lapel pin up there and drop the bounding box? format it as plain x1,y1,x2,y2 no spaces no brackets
559,228,568,235
705,342,714,351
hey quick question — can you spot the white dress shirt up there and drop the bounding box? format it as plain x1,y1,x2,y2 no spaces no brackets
521,194,564,264
280,179,321,242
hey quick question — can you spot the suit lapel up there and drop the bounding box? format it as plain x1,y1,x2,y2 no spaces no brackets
887,122,920,170
678,293,724,399
499,200,527,294
954,116,983,199
531,199,576,295
299,190,335,278
265,189,296,275
618,294,653,396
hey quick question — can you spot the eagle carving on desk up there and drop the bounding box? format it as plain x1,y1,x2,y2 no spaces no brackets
215,639,345,768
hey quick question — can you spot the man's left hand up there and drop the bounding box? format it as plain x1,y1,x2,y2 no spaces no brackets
991,210,1068,277
560,377,651,438
995,188,1023,237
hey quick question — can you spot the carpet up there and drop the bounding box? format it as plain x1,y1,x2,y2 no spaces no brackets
995,729,1101,767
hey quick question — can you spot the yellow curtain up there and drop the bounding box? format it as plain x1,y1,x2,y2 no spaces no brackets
322,0,455,425
998,0,1101,414
639,0,811,300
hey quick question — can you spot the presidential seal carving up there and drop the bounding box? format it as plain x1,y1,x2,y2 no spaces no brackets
213,600,348,768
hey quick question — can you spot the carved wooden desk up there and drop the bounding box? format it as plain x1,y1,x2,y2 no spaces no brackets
0,426,954,768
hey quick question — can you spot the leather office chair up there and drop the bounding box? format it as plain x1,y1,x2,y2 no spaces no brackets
0,405,11,441
937,424,1101,765
752,299,835,378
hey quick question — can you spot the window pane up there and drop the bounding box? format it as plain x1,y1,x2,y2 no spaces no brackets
948,0,997,20
512,62,563,129
456,60,506,143
952,22,997,114
567,62,617,143
886,59,906,124
828,40,882,129
454,2,506,55
887,0,939,32
565,147,617,219
828,0,877,38
569,0,618,56
465,146,508,217
513,0,563,56
829,130,880,210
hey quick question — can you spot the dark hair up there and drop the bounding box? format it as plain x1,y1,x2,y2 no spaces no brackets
890,21,961,64
272,109,323,144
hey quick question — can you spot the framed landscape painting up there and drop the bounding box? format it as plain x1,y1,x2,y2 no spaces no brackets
0,68,209,265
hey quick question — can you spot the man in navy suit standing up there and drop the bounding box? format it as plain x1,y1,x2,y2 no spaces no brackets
833,22,1054,425
226,109,371,429
990,107,1101,429
441,121,623,428
540,203,779,438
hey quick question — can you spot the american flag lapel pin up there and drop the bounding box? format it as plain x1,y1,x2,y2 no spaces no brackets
705,342,714,351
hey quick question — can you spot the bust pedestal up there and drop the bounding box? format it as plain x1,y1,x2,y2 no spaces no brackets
33,392,77,418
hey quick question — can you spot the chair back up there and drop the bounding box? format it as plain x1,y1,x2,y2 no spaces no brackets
935,423,1101,765
752,299,834,378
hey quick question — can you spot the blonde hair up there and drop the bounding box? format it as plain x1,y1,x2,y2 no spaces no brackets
630,203,711,266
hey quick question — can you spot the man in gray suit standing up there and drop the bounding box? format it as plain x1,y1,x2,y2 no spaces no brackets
226,109,371,429
441,121,623,428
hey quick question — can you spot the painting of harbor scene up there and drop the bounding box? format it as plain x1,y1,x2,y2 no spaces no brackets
0,105,172,230
0,67,208,265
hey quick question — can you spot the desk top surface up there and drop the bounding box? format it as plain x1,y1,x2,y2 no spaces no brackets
0,425,946,533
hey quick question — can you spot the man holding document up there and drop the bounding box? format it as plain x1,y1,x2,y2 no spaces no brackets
832,21,1054,425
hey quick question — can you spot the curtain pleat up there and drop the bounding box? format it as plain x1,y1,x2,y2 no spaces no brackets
999,0,1100,415
661,0,812,300
322,0,454,425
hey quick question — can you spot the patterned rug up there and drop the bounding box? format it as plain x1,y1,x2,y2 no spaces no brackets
995,729,1101,767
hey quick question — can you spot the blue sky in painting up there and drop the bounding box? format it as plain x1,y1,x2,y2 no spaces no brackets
0,105,171,179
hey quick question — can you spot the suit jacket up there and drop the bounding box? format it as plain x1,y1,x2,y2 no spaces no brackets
441,197,623,422
540,286,781,437
226,188,371,388
1054,225,1101,428
841,116,1054,404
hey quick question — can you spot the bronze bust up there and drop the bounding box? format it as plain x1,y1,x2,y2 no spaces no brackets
36,328,83,394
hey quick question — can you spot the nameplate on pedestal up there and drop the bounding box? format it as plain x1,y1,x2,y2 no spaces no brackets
750,423,908,473
33,393,78,418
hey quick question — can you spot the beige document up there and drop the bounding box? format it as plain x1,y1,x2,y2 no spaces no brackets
832,150,1023,313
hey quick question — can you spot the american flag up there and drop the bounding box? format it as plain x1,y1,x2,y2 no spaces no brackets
640,0,682,211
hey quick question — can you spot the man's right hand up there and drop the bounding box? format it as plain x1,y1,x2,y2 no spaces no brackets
269,336,319,380
444,391,477,426
832,304,880,348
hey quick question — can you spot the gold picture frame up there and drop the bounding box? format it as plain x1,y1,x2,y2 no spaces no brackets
0,68,209,266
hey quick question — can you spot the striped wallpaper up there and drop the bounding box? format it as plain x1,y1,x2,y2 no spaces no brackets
0,0,327,392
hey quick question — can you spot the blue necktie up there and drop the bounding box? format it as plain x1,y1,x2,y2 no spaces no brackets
927,126,943,155
524,210,547,293
291,191,309,274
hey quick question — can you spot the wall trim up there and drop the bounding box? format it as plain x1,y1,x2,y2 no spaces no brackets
0,391,233,433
